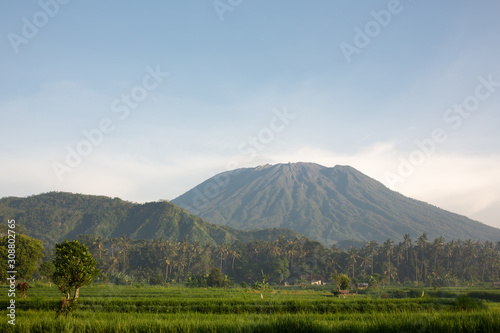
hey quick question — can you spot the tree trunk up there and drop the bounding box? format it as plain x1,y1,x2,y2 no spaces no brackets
388,254,391,284
74,287,80,300
415,252,418,282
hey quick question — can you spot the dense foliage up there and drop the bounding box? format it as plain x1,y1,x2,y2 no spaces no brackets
35,233,500,287
0,192,302,247
0,234,44,281
52,240,100,300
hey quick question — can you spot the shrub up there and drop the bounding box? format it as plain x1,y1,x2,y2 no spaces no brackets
17,282,29,298
339,275,350,290
149,273,164,286
110,272,136,286
207,268,232,288
186,274,208,288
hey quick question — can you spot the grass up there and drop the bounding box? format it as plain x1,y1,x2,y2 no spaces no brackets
3,311,500,333
1,285,499,332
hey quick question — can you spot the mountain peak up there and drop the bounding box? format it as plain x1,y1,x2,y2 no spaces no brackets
173,162,500,245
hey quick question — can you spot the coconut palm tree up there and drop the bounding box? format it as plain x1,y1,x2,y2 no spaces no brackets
365,240,378,275
382,239,394,284
117,235,131,272
403,233,412,281
93,236,105,259
347,246,358,279
286,239,299,271
229,246,241,275
432,236,445,276
416,233,428,281
217,242,228,272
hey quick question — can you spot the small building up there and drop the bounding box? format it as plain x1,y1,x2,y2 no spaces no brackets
301,275,325,285
493,282,500,288
357,282,369,289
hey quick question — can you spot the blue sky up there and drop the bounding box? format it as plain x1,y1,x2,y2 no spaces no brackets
1,0,499,230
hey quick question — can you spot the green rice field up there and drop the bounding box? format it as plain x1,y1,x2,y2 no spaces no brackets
2,285,500,332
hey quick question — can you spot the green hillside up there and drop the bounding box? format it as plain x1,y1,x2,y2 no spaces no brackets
0,192,302,247
172,162,500,245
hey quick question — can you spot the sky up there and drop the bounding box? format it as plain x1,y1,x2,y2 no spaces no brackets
1,0,499,230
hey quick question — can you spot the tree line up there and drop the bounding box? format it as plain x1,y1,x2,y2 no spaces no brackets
2,233,500,287
51,233,500,287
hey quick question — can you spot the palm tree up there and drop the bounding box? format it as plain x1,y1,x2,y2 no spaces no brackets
229,247,241,275
93,236,105,259
217,242,227,272
163,240,177,280
462,239,477,280
298,240,307,259
117,235,131,272
326,248,340,274
347,246,358,279
186,241,201,275
432,236,445,277
271,240,282,258
490,244,500,280
444,242,453,273
393,244,404,282
416,233,428,281
365,241,378,275
382,239,393,284
165,258,171,280
287,239,299,271
177,255,187,276
480,242,494,282
109,238,116,258
360,251,371,275
403,233,412,281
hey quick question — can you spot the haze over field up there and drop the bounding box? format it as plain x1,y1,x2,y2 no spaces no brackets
1,1,499,229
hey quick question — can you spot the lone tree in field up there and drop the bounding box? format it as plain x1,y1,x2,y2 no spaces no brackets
331,273,350,290
52,240,100,301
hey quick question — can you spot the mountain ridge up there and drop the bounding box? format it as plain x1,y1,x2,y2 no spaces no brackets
0,192,304,247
